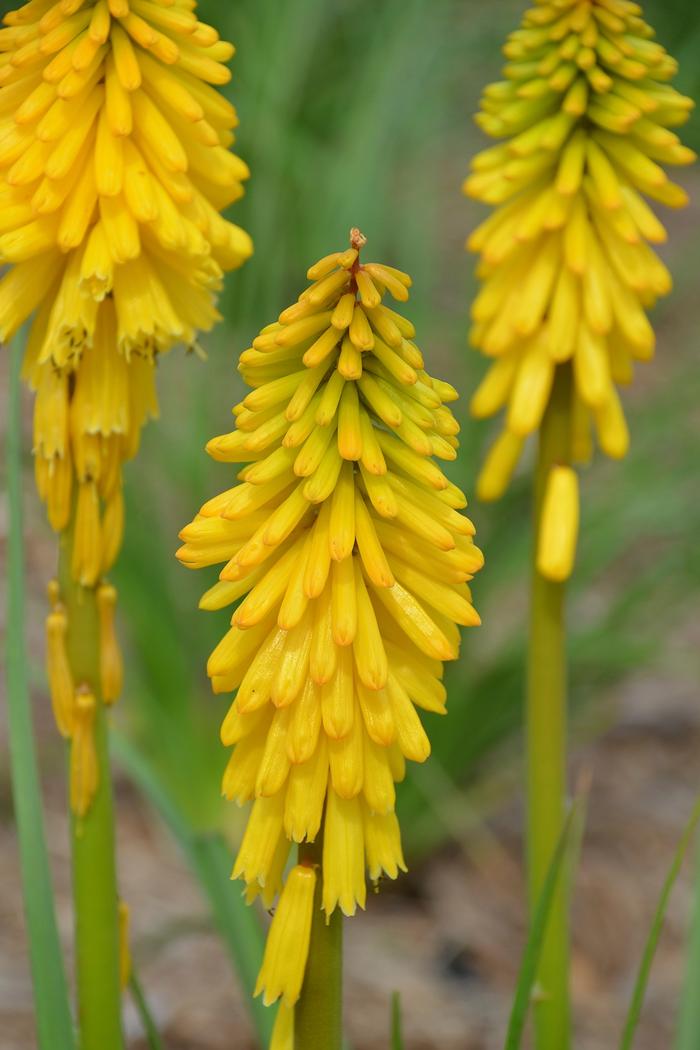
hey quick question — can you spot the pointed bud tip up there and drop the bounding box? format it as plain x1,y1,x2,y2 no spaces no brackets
349,227,367,251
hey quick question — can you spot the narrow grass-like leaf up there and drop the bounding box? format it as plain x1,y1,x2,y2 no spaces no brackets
503,799,584,1050
112,733,272,1047
391,991,405,1050
4,339,77,1050
676,833,700,1050
129,969,164,1050
620,795,700,1050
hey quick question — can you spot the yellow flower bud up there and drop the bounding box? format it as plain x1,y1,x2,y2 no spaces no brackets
70,686,98,818
101,487,124,576
476,430,524,502
254,865,317,1007
45,606,75,737
97,582,122,705
118,900,131,991
536,466,580,583
72,480,102,587
47,578,60,609
269,1003,294,1050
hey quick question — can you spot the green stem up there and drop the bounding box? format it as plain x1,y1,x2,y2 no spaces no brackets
58,529,124,1050
129,969,164,1050
527,364,572,1050
295,836,343,1050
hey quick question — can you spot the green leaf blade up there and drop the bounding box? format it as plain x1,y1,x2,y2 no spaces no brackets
129,969,165,1050
676,831,700,1050
620,795,700,1050
5,339,77,1050
504,798,585,1050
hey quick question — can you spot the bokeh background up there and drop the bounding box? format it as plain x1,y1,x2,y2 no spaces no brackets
2,1,700,1047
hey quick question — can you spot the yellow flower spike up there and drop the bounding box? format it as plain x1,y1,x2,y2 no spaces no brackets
536,465,580,583
254,864,317,1007
97,581,123,704
0,0,252,580
46,604,76,737
70,684,98,818
467,0,693,499
465,12,694,1037
178,231,483,1007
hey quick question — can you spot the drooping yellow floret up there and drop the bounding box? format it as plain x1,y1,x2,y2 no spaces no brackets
118,899,131,990
254,864,316,1007
178,230,483,1008
466,0,694,501
0,0,252,582
536,463,579,581
97,579,122,702
70,683,98,817
46,602,75,736
270,1003,294,1050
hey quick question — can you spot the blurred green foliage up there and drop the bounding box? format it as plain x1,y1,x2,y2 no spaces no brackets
111,0,700,869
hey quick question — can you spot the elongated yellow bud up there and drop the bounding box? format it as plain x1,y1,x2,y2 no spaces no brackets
270,1003,294,1050
46,606,75,737
42,454,72,533
70,686,98,818
47,578,61,609
72,480,102,587
254,865,316,1007
364,808,406,882
536,466,580,583
467,0,693,497
97,581,123,705
101,488,124,576
476,430,524,502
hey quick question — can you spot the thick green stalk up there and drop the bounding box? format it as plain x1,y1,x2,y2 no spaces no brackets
527,364,572,1050
58,528,124,1050
295,836,343,1050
